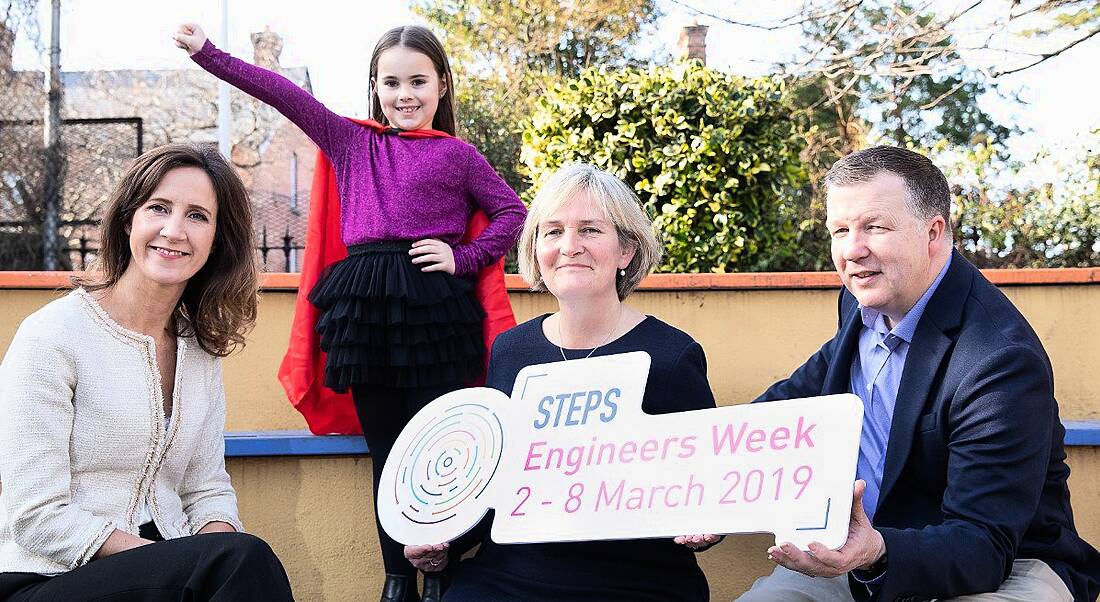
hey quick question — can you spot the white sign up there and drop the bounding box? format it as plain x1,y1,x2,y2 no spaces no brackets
378,352,863,550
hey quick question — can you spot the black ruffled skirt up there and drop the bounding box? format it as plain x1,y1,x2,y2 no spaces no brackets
309,241,486,391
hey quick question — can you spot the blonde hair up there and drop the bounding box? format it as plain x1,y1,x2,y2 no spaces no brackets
518,163,662,301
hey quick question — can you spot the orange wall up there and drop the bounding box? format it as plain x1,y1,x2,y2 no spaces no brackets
7,270,1097,429
2,270,1099,600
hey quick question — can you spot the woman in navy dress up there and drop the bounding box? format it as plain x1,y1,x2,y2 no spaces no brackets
405,163,720,601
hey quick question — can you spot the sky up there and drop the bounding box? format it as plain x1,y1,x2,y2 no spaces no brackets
9,0,1099,165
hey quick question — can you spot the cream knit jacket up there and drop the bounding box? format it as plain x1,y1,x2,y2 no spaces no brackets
0,289,243,574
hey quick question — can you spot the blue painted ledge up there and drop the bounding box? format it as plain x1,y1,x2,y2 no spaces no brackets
225,421,1100,458
225,431,368,457
1064,421,1100,446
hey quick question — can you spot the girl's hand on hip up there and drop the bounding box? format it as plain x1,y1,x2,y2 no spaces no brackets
410,239,456,274
173,23,207,55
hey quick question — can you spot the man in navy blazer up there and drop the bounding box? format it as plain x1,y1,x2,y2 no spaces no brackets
737,147,1099,601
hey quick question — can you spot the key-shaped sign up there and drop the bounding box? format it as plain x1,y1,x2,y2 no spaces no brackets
378,352,863,550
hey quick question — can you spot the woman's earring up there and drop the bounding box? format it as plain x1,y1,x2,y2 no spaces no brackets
619,269,626,277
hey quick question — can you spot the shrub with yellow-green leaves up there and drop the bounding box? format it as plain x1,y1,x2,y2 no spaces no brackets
521,61,808,272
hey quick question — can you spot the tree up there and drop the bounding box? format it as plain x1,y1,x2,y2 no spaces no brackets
674,0,1096,157
669,0,1024,270
1,0,47,269
943,138,1100,268
674,0,1100,79
450,71,532,193
787,1,1011,150
413,0,659,78
995,0,1100,76
522,61,808,272
412,0,660,193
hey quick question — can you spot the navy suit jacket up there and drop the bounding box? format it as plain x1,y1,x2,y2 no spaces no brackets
757,251,1100,601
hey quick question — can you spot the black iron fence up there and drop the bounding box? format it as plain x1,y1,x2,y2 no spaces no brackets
251,189,307,272
4,219,307,273
256,225,305,273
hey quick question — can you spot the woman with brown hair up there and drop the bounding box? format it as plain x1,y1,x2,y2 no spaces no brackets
0,143,294,601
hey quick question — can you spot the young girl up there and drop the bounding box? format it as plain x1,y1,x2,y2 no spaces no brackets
174,24,526,602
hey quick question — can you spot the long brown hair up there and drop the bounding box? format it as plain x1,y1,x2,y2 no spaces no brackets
369,25,457,135
75,143,258,357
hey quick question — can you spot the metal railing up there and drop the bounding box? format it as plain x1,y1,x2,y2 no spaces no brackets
0,221,306,273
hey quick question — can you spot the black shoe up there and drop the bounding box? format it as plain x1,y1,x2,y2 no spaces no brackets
380,573,419,602
421,571,448,602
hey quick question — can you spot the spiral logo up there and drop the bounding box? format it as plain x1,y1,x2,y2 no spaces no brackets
390,402,505,527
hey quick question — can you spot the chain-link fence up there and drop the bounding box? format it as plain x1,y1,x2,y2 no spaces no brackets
0,117,143,270
0,119,312,273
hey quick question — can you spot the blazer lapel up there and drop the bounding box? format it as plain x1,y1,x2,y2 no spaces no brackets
878,321,952,500
879,251,971,502
823,293,863,395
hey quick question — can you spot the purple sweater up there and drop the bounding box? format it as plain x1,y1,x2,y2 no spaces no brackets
191,41,526,276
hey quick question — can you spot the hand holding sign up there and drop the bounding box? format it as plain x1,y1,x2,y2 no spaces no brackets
767,479,887,576
378,352,863,550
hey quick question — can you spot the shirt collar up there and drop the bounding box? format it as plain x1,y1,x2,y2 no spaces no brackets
859,253,952,345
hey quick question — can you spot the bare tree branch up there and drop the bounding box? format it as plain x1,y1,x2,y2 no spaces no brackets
993,22,1100,76
666,0,863,32
919,78,969,109
795,3,862,71
692,0,1099,85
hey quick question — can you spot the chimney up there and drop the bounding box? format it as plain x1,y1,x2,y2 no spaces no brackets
0,22,14,72
251,26,283,70
678,21,708,65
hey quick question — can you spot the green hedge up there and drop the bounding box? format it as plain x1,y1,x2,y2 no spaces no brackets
521,61,808,272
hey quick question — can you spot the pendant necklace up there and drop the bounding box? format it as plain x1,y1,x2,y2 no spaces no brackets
557,305,624,361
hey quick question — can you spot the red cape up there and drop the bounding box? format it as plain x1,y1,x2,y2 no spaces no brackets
277,119,517,435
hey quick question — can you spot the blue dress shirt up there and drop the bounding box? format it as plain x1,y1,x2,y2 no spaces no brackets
850,255,951,520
